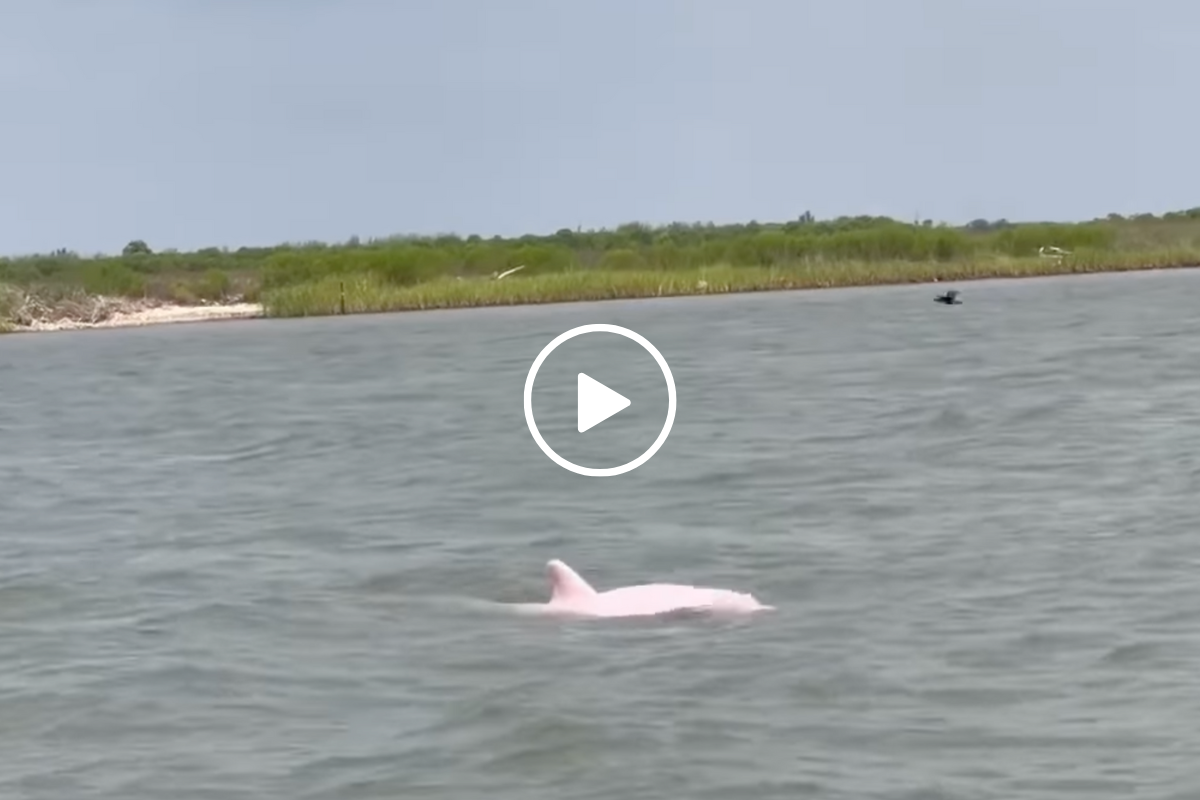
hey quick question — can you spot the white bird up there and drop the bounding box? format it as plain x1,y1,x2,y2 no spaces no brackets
494,265,527,280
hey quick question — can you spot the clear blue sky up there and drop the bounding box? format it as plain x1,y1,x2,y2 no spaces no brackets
2,0,1197,256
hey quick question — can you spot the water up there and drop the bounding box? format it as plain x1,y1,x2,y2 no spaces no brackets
2,269,1199,799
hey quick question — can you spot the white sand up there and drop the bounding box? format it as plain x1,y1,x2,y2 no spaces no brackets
14,302,263,332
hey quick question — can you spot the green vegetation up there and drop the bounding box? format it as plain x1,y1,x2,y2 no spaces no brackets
3,208,1200,328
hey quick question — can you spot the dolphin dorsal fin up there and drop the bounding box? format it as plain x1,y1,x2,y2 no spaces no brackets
547,559,597,602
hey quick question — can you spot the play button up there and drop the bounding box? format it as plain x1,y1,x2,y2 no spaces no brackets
577,373,631,432
524,324,678,477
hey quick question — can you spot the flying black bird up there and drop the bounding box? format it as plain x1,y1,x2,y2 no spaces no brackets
934,289,961,305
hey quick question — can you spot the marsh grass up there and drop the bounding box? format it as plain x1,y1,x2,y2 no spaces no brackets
0,284,19,332
6,211,1200,326
260,248,1200,318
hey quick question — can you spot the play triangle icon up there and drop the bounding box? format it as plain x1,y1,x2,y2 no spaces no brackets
577,373,631,432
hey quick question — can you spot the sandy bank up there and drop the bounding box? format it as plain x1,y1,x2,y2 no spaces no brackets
12,302,262,333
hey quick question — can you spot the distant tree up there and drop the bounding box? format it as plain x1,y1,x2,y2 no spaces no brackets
122,239,152,256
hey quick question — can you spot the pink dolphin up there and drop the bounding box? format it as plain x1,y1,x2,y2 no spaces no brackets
527,559,774,618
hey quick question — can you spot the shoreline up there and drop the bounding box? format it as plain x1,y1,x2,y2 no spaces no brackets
5,301,262,334
259,256,1200,319
4,260,1200,334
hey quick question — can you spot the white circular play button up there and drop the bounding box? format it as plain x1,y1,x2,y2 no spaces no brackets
524,324,677,477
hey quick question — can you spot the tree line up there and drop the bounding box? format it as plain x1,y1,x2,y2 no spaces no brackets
2,210,1198,299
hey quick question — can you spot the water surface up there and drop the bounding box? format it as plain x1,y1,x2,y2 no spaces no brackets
2,269,1199,799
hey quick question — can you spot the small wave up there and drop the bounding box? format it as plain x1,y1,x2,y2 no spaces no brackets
1097,640,1176,667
